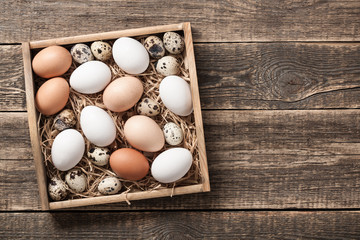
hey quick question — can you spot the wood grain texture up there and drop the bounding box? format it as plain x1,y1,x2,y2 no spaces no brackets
196,42,360,109
22,42,49,210
1,211,360,239
1,0,360,43
2,43,360,112
2,110,360,210
0,45,26,111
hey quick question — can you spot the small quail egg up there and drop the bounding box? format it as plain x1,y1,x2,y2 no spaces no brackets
156,56,180,76
143,36,165,58
137,98,160,117
91,41,112,61
163,32,185,54
87,147,111,166
53,109,76,131
70,43,94,64
65,168,87,193
98,177,122,195
163,122,183,145
48,177,68,201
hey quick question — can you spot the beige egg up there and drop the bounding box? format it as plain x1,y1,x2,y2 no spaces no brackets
156,56,180,76
103,76,144,112
65,168,87,193
48,177,68,201
91,41,112,61
70,44,94,64
53,109,76,131
137,98,160,117
144,36,165,58
124,115,165,152
163,32,185,54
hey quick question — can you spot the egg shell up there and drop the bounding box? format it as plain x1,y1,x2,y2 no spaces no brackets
91,41,112,61
35,77,69,116
80,106,116,147
110,148,149,181
98,177,121,195
51,129,85,171
53,109,76,131
112,37,149,74
156,56,180,76
144,36,165,58
151,148,192,183
163,122,183,145
69,60,111,94
48,177,68,201
32,45,72,78
137,98,160,117
70,43,94,64
87,147,110,166
103,76,144,112
124,115,165,152
65,168,87,192
159,75,193,116
163,32,185,54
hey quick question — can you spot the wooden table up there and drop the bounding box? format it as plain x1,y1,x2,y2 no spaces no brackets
1,1,360,238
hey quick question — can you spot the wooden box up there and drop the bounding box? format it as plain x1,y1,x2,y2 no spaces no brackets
22,22,210,210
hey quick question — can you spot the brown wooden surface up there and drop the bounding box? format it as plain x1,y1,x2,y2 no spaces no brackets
1,211,360,239
1,0,360,238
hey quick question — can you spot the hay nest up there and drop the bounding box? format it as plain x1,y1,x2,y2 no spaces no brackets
36,35,201,202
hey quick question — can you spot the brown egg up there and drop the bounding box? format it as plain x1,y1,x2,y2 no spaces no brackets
110,148,149,181
35,77,70,115
32,46,72,78
103,76,143,112
124,115,165,152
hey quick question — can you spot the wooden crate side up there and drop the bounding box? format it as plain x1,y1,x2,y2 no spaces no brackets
22,42,50,210
29,23,184,49
49,184,204,209
183,22,210,192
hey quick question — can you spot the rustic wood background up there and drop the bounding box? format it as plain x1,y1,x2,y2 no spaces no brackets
1,0,360,238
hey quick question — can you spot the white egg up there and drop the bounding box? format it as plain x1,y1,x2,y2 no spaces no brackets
80,106,116,147
51,129,85,171
112,37,149,74
151,148,192,183
159,76,193,116
69,60,111,94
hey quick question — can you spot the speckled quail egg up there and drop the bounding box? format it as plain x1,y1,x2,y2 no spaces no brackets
156,56,180,76
65,168,87,193
98,177,122,195
70,43,94,64
163,32,185,54
91,41,112,61
53,109,77,131
143,36,165,58
163,122,183,145
48,177,68,201
87,147,111,166
137,98,160,117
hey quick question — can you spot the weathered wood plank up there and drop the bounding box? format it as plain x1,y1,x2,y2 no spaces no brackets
2,43,360,111
1,0,360,43
2,110,360,210
0,45,26,111
1,211,360,239
0,113,32,159
197,42,360,109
